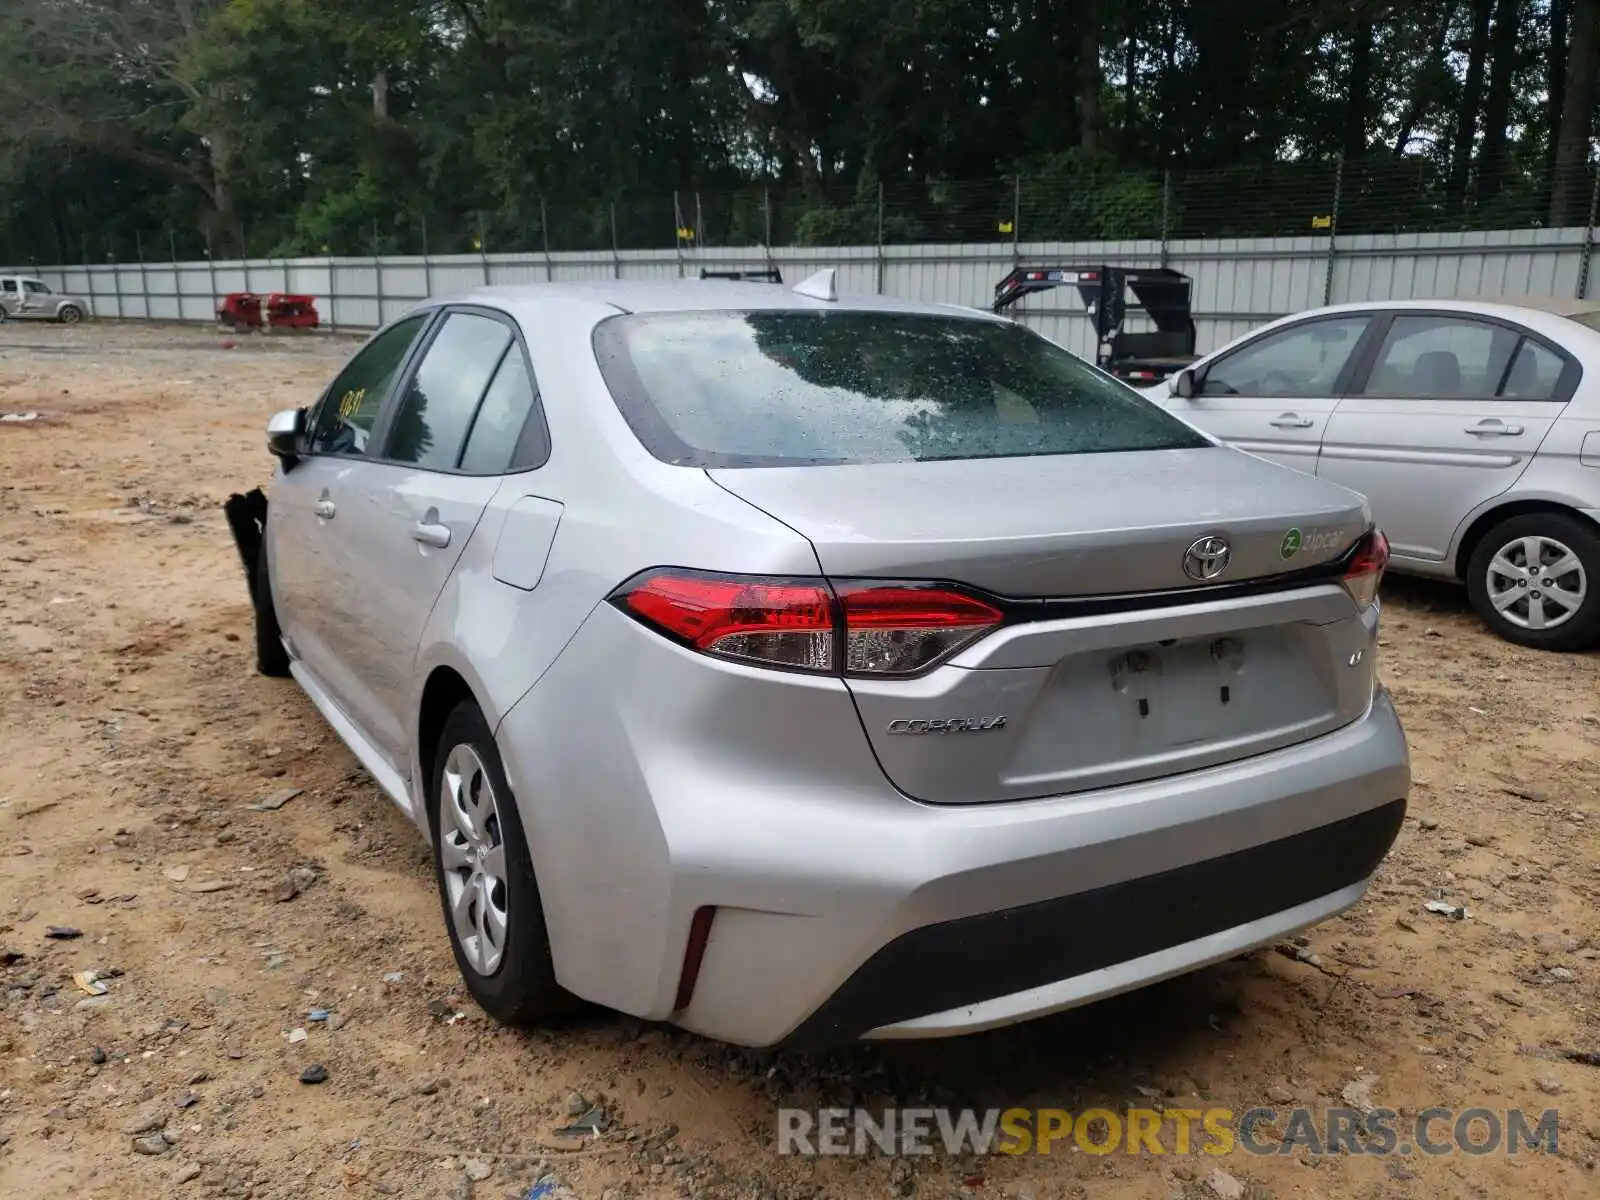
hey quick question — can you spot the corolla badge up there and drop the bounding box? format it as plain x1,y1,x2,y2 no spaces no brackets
887,716,1008,735
1183,534,1232,582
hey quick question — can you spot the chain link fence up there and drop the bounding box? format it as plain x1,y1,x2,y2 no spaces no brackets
12,155,1598,352
18,157,1600,269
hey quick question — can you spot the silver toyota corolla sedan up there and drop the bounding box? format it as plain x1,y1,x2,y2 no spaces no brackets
235,273,1410,1048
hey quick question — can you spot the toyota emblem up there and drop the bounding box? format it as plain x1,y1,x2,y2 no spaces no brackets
1183,535,1232,582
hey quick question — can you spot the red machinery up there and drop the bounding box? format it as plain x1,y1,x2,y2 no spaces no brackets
218,292,320,330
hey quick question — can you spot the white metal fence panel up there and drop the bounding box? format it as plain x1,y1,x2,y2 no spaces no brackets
1332,227,1587,304
11,225,1593,358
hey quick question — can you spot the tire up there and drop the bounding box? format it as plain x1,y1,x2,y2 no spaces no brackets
430,701,575,1024
1465,511,1600,651
252,538,292,677
57,305,84,325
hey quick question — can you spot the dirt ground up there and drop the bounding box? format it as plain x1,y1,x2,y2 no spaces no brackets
1,321,1597,1200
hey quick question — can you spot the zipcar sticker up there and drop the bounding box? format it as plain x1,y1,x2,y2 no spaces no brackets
1281,527,1347,560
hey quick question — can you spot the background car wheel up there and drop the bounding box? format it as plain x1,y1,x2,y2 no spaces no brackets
430,701,575,1024
252,539,292,677
1466,512,1600,651
57,305,84,325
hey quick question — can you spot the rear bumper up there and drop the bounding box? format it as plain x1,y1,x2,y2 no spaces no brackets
783,798,1402,1048
495,603,1410,1048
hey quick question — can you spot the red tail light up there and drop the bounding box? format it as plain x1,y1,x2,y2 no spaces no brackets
615,572,834,672
612,572,1004,677
836,583,1003,675
1342,529,1389,609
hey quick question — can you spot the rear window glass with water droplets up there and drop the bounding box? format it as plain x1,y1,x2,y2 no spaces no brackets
591,310,1210,467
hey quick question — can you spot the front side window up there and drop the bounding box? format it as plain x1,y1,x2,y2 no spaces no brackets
385,312,513,470
1360,315,1520,399
592,310,1210,467
1199,317,1370,398
309,313,429,455
22,280,49,295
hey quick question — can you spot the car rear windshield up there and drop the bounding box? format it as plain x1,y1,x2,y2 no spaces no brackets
592,310,1211,467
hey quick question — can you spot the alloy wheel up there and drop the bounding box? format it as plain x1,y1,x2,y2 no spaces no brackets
437,742,510,976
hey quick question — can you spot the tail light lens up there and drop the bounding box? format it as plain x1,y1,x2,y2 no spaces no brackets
612,571,1004,677
615,572,835,672
1342,529,1390,609
836,583,1003,674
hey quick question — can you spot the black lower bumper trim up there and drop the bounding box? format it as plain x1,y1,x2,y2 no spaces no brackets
781,798,1406,1050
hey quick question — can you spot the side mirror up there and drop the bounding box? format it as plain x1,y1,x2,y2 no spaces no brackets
1170,367,1197,399
267,408,305,463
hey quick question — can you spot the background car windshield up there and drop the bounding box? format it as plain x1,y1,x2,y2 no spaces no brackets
594,310,1210,467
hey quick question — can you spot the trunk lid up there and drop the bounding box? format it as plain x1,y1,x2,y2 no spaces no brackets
708,448,1368,597
709,448,1380,804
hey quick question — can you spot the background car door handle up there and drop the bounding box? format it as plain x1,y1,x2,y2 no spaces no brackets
313,499,336,519
1270,413,1314,429
410,522,451,549
1465,419,1523,436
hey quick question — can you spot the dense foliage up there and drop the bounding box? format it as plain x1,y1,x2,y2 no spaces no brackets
1,0,1596,261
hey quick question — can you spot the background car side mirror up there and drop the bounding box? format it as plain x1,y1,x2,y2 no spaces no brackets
267,408,306,464
1170,367,1197,398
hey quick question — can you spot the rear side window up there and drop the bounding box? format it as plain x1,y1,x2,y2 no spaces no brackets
1498,337,1565,400
459,351,539,474
385,311,513,469
1359,316,1518,399
592,310,1209,467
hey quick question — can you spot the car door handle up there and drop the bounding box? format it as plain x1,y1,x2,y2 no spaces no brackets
1270,413,1314,429
313,499,336,519
1465,419,1523,437
410,522,451,549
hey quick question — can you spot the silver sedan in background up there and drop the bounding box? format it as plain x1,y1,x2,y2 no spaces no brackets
1148,298,1600,650
238,274,1409,1048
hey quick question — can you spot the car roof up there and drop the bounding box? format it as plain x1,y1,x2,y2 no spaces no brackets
1223,296,1600,355
418,277,998,320
1461,295,1600,317
1307,296,1600,324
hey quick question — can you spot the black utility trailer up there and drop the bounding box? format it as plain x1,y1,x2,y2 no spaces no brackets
992,265,1198,384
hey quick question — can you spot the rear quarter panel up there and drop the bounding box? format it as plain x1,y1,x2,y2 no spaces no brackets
1444,413,1600,569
